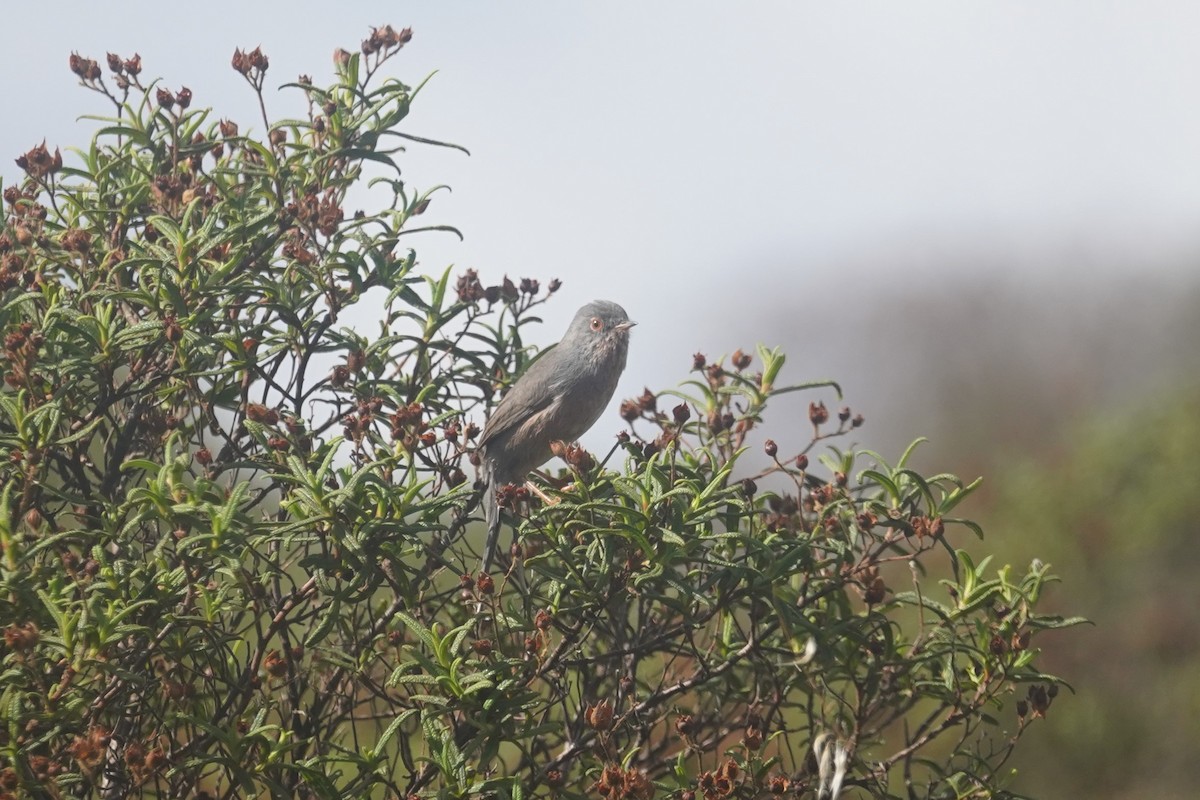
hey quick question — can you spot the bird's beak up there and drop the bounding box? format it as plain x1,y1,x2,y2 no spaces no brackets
615,320,637,332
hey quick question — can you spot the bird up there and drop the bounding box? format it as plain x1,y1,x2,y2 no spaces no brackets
475,300,635,573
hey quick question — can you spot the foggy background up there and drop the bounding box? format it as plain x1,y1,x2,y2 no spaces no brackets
5,3,1199,797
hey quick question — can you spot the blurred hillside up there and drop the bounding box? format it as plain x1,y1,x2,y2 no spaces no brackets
983,386,1200,800
753,259,1200,799
749,247,1200,475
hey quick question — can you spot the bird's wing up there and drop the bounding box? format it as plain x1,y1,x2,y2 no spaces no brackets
477,351,562,449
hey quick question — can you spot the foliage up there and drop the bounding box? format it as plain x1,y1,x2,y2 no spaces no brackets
0,28,1081,799
974,389,1200,800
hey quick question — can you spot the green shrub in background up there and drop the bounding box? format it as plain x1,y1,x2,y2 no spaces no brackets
0,27,1081,799
977,389,1200,800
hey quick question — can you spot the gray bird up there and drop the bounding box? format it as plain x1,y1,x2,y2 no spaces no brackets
476,300,635,573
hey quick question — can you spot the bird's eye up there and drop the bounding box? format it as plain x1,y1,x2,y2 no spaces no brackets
590,317,603,331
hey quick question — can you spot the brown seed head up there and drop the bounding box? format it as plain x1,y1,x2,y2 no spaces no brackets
231,48,250,75
585,699,615,731
143,746,166,771
808,401,829,427
28,755,52,780
69,726,109,769
246,403,279,425
124,741,145,768
163,315,183,343
248,47,269,72
60,227,91,253
263,649,287,677
69,52,98,80
455,268,485,304
863,572,886,605
564,442,595,473
1028,684,1050,717
501,275,519,303
3,622,38,651
18,141,61,180
909,515,930,538
161,678,192,700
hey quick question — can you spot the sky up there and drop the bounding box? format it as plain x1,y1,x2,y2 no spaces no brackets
4,1,1199,457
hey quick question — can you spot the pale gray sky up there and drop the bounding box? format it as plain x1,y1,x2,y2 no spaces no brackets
6,2,1199,456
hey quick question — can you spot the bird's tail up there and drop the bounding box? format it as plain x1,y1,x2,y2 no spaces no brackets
480,465,501,575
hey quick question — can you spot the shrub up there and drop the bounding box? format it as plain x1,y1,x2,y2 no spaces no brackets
0,27,1080,799
972,389,1200,798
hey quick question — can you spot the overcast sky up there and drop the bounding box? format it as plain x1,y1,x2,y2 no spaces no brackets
5,2,1199,456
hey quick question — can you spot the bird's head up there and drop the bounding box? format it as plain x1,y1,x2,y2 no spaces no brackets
567,300,635,362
